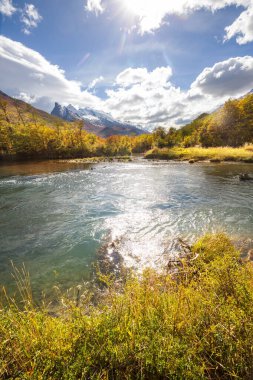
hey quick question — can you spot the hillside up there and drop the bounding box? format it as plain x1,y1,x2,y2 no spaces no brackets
148,93,253,149
0,91,68,128
177,94,253,148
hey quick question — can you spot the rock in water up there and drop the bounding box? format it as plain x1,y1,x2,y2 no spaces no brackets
239,173,253,181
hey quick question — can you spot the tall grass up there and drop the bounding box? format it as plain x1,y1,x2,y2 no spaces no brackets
1,234,253,379
145,146,253,162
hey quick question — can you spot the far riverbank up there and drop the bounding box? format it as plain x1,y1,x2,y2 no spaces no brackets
145,146,253,163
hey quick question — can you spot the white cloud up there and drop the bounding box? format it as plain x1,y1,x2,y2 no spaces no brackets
116,0,253,43
0,0,16,16
20,3,42,35
104,56,253,129
191,56,253,96
16,91,36,103
119,0,234,34
224,4,253,44
88,75,104,89
85,0,104,15
104,66,187,127
2,37,253,130
0,2,43,34
115,67,173,89
0,36,101,111
116,68,149,87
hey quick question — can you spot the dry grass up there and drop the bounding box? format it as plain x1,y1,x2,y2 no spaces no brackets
145,146,253,162
1,234,253,379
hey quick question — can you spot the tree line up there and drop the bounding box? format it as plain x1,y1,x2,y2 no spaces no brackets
152,94,253,149
1,93,253,160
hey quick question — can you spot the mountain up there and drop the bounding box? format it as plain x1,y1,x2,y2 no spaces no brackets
0,91,147,138
51,102,147,137
0,91,111,137
1,90,152,161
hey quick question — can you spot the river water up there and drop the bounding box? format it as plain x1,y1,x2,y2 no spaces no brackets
0,159,253,295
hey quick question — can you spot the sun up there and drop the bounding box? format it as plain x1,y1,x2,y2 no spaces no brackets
123,0,154,17
121,0,163,34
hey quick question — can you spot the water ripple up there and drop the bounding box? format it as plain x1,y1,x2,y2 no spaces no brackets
1,160,253,294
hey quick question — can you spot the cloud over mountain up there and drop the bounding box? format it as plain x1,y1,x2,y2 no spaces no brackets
1,36,253,130
0,36,101,111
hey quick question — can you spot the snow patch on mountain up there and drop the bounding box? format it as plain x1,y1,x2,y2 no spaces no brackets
51,103,147,137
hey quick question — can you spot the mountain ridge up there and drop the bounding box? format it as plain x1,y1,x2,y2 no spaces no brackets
51,102,147,138
0,90,147,138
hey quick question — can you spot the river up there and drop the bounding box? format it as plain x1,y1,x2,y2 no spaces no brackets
0,159,253,296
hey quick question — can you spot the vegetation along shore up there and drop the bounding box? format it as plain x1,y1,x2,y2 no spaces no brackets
145,146,253,163
1,233,253,379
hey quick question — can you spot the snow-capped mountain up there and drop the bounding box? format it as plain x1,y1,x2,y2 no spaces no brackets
51,103,147,137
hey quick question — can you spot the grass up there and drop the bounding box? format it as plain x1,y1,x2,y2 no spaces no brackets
145,146,253,163
1,234,253,379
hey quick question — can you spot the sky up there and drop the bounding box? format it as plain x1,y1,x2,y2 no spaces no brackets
1,0,253,130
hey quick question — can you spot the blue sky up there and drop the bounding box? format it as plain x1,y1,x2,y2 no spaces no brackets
1,0,253,129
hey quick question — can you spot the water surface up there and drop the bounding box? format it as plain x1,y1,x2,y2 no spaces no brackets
0,159,253,295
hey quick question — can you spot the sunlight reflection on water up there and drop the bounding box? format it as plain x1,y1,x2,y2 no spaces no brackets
0,159,253,294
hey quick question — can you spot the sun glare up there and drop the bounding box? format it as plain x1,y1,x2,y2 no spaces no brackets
121,0,164,33
124,0,154,17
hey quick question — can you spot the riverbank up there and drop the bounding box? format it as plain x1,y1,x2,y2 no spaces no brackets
0,154,134,165
145,146,253,163
58,155,133,164
1,233,253,379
